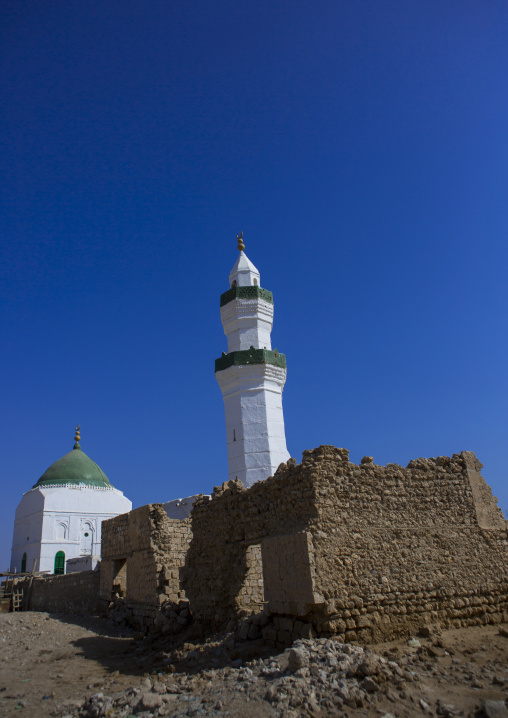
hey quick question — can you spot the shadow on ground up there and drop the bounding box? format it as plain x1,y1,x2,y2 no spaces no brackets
46,612,279,678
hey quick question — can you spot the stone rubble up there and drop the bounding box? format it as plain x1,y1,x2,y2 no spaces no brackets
66,636,398,717
108,596,192,635
43,633,504,718
2,612,508,718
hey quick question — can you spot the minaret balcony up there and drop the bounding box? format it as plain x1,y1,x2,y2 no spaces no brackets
220,285,273,308
215,348,286,373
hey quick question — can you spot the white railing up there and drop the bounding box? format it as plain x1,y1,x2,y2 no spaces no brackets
30,483,115,491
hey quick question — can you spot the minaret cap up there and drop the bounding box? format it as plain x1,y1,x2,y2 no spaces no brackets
74,424,81,450
237,231,245,252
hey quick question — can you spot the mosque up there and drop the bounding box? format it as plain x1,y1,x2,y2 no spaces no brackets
10,427,132,574
10,235,289,573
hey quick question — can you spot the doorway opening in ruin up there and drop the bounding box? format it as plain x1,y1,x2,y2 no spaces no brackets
112,558,127,598
238,544,265,613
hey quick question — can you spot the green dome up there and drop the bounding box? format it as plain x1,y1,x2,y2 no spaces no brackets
33,442,112,489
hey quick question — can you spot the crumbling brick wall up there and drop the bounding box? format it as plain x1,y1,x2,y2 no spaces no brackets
100,503,192,631
185,446,508,644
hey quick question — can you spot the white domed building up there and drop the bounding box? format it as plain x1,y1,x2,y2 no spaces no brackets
10,429,132,574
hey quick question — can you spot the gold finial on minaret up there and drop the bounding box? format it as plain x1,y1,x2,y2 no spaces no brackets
237,231,245,251
74,425,81,443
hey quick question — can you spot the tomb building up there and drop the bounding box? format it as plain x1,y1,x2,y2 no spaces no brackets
10,427,131,574
215,233,290,487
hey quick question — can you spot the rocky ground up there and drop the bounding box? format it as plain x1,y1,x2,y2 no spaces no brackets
1,613,507,718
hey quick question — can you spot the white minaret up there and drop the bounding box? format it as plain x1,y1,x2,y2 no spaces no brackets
215,233,290,488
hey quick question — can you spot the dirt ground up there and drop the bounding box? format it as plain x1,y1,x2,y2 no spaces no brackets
0,612,139,716
0,612,507,718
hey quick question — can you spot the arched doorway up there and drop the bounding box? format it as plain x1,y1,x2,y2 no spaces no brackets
21,553,27,573
54,551,65,575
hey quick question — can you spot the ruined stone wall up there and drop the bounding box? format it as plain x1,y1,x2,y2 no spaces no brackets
15,570,100,615
301,446,508,643
184,468,320,627
186,446,508,645
100,504,192,631
95,445,508,645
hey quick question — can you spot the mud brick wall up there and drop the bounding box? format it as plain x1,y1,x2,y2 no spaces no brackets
100,503,192,631
17,570,100,615
186,446,508,643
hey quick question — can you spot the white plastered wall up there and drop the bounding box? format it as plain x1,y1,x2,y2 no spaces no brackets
229,252,260,287
216,363,290,488
163,494,210,520
220,298,273,352
10,485,132,574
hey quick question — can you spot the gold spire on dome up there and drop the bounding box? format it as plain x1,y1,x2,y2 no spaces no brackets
237,232,245,251
74,425,81,443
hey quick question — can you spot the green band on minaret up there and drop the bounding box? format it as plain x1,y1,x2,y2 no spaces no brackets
220,286,273,308
215,348,286,373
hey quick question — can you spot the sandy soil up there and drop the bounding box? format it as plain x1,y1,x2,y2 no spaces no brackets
0,612,507,717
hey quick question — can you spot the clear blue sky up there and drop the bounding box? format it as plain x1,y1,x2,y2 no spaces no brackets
1,1,507,570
